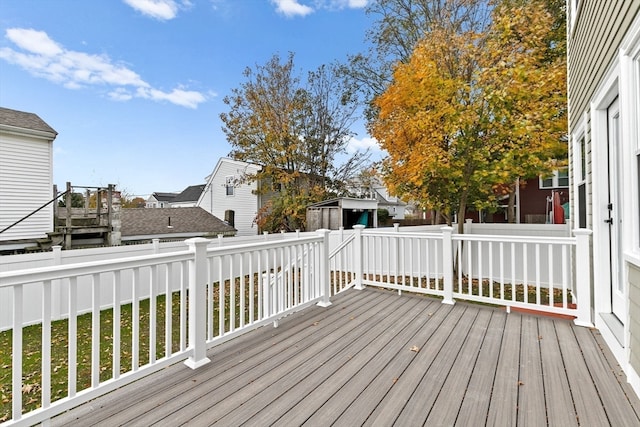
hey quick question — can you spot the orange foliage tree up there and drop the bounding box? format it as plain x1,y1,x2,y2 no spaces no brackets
370,0,566,231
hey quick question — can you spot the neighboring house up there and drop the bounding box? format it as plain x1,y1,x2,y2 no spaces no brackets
346,176,406,220
146,192,177,208
120,207,235,243
197,158,263,237
0,107,57,252
567,1,640,397
466,173,569,224
170,184,206,208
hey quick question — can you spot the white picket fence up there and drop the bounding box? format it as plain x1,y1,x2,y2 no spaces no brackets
0,223,590,426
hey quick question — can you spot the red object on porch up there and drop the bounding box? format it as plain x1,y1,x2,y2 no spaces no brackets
553,191,565,224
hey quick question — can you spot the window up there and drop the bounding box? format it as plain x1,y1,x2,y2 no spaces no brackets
577,136,587,228
225,176,235,196
540,168,569,189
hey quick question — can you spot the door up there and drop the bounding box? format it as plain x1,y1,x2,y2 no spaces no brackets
606,97,625,321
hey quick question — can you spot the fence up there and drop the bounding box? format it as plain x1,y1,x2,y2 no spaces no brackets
0,232,329,426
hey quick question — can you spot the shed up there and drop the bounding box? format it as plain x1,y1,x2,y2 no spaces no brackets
0,107,57,249
306,198,378,231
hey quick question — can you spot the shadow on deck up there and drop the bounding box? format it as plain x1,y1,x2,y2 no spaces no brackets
51,288,640,426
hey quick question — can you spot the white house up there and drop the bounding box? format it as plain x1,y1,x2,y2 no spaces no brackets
146,192,177,208
567,1,640,397
197,158,262,236
0,107,57,251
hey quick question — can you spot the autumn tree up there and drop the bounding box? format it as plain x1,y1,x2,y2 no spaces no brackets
370,0,566,232
342,0,491,120
220,53,368,232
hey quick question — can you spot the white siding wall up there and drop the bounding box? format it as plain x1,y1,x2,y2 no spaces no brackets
0,133,53,241
199,159,261,237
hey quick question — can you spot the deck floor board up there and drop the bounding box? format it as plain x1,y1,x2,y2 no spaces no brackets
49,288,640,427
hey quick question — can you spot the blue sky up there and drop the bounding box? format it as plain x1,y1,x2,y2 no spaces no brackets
0,0,381,198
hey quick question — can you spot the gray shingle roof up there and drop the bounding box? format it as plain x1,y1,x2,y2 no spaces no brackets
172,184,206,203
151,192,178,202
120,207,235,237
0,107,57,135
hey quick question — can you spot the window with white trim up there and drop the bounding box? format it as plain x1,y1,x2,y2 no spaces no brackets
225,175,235,196
540,168,569,189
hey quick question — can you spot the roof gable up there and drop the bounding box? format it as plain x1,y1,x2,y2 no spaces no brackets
0,107,57,136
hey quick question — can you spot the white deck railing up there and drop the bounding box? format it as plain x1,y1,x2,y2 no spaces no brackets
0,232,329,426
338,225,592,325
0,225,592,425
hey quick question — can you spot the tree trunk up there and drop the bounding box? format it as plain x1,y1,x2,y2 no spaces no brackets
507,180,518,223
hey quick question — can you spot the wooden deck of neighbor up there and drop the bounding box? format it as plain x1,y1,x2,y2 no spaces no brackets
51,288,640,426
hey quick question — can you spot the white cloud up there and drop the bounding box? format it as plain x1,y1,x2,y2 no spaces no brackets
123,0,180,20
271,0,367,17
0,28,206,109
347,136,381,153
272,0,314,17
328,0,368,9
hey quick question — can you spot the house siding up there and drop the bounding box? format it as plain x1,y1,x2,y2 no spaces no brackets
198,159,261,237
567,2,638,129
0,134,53,241
630,263,640,375
568,1,640,398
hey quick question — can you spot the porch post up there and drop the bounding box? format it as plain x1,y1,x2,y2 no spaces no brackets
317,229,332,307
353,225,365,290
441,226,455,305
184,237,211,369
573,229,593,327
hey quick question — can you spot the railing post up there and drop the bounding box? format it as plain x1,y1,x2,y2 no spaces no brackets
184,238,211,369
441,226,455,305
464,218,473,234
316,229,332,307
353,225,365,290
152,238,160,254
573,229,593,327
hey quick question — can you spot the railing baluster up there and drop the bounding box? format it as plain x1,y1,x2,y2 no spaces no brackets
230,254,236,332
165,264,172,357
219,256,224,336
478,241,483,298
68,276,78,397
132,268,140,371
42,279,52,410
91,273,100,386
12,283,23,421
499,243,504,300
489,241,494,299
180,261,187,352
535,243,541,305
240,253,246,328
113,270,121,379
548,244,554,307
523,244,528,304
562,244,569,309
149,265,157,364
467,240,473,296
511,242,516,303
249,251,255,324
208,257,214,340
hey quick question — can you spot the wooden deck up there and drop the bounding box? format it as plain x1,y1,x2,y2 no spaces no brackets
51,288,640,426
